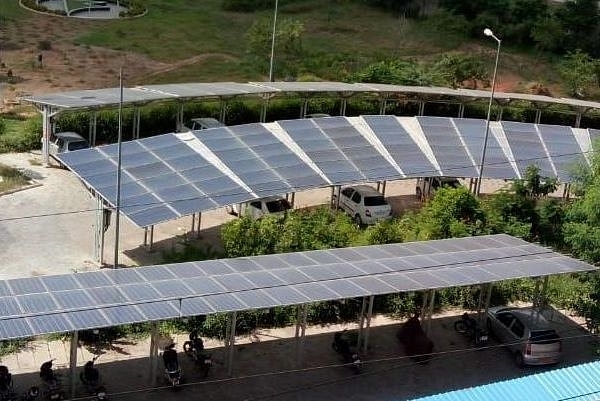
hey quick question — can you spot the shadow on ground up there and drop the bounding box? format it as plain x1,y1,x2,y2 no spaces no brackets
5,309,596,401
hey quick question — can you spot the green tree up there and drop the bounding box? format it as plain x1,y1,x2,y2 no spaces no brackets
245,16,304,79
558,50,597,98
350,60,441,86
398,186,484,241
433,54,488,88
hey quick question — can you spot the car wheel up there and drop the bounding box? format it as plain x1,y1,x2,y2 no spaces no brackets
515,352,525,368
416,187,422,201
354,214,362,227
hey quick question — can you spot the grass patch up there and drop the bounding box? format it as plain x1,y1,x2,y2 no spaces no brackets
0,164,32,193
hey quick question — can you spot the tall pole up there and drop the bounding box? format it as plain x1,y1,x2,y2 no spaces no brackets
476,28,501,196
268,0,279,82
114,68,124,268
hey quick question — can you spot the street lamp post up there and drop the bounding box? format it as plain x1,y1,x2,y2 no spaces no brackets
268,0,279,82
476,28,501,196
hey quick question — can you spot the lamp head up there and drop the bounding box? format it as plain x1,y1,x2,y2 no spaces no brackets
483,28,493,37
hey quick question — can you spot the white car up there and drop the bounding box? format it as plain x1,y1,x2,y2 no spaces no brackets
186,117,225,130
226,196,292,220
415,177,462,201
48,132,89,155
334,185,392,225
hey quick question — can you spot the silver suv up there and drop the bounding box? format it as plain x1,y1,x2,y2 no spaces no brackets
486,306,562,367
415,177,461,201
226,196,292,220
48,132,89,155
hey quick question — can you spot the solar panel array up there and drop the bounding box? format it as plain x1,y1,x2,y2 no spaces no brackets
58,116,593,228
22,82,600,114
0,235,594,340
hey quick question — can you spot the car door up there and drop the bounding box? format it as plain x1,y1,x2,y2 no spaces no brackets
339,188,354,213
494,312,516,344
507,318,526,353
248,201,263,219
349,191,361,216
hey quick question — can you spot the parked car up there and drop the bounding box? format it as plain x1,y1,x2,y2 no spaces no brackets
333,185,392,225
48,132,89,155
186,117,225,130
415,177,462,201
486,306,562,367
226,196,292,220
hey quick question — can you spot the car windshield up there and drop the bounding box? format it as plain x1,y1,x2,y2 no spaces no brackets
68,141,89,151
530,330,560,343
364,196,387,206
266,199,291,213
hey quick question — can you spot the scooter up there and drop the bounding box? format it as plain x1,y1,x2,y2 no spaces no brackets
80,355,107,400
39,360,63,401
332,330,362,374
21,386,39,401
183,331,212,377
454,312,488,345
162,344,182,389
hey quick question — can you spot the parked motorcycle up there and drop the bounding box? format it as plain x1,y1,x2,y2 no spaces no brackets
39,360,63,401
80,355,107,400
454,312,488,346
183,331,212,377
162,344,182,389
20,386,39,401
331,330,362,374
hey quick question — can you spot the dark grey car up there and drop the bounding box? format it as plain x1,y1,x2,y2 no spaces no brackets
487,306,562,367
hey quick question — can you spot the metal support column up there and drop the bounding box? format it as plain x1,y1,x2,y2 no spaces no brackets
497,107,504,121
300,99,309,118
533,277,542,307
381,181,387,196
534,109,542,124
176,103,185,132
149,321,159,386
135,108,141,139
540,276,549,308
143,227,148,247
335,186,341,209
69,331,78,399
458,103,465,118
379,99,387,115
297,305,308,366
42,106,51,165
294,305,301,338
149,225,155,251
476,283,485,323
94,195,106,264
219,100,227,123
356,297,368,351
376,181,381,192
339,99,347,116
425,290,435,335
575,112,582,128
132,107,138,139
420,291,429,320
363,295,375,354
484,283,493,318
330,186,335,210
196,212,202,239
191,213,196,235
227,312,237,376
260,99,268,123
418,101,425,116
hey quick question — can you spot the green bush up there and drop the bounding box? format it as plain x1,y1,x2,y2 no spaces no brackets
0,117,41,153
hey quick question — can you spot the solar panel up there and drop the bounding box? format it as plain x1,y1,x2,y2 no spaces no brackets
0,235,595,341
502,121,554,178
362,116,438,177
278,119,366,183
312,117,399,181
537,125,584,182
418,116,478,177
453,118,516,179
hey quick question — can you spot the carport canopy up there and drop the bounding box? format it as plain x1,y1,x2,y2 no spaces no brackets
57,115,595,228
0,234,595,341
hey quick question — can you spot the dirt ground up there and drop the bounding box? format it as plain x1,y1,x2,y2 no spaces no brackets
0,5,527,107
0,308,596,401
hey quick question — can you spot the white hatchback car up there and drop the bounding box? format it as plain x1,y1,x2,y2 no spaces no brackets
226,196,292,220
334,185,392,225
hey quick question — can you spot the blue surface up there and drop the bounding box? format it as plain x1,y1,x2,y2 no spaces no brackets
406,361,600,401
